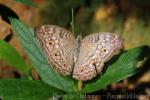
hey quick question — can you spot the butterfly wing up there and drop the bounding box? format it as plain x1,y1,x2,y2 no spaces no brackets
35,25,77,75
73,32,123,81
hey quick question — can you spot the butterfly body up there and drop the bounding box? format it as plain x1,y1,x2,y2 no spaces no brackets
35,25,123,81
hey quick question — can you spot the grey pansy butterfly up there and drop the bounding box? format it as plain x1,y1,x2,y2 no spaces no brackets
34,25,123,81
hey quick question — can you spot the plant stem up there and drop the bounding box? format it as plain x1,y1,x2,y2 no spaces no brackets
71,8,75,34
78,80,83,91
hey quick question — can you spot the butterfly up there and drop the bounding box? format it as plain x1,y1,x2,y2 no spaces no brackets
34,25,123,81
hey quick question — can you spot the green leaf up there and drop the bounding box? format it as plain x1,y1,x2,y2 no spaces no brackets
9,17,78,92
0,79,64,100
13,0,37,7
0,40,29,75
83,46,150,93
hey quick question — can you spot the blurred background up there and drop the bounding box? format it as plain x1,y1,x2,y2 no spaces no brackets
0,0,150,99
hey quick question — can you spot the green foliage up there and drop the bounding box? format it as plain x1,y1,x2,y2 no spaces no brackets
0,40,29,75
13,0,37,7
0,79,64,100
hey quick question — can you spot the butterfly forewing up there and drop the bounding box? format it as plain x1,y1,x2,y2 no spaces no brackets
73,33,123,81
34,25,77,75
